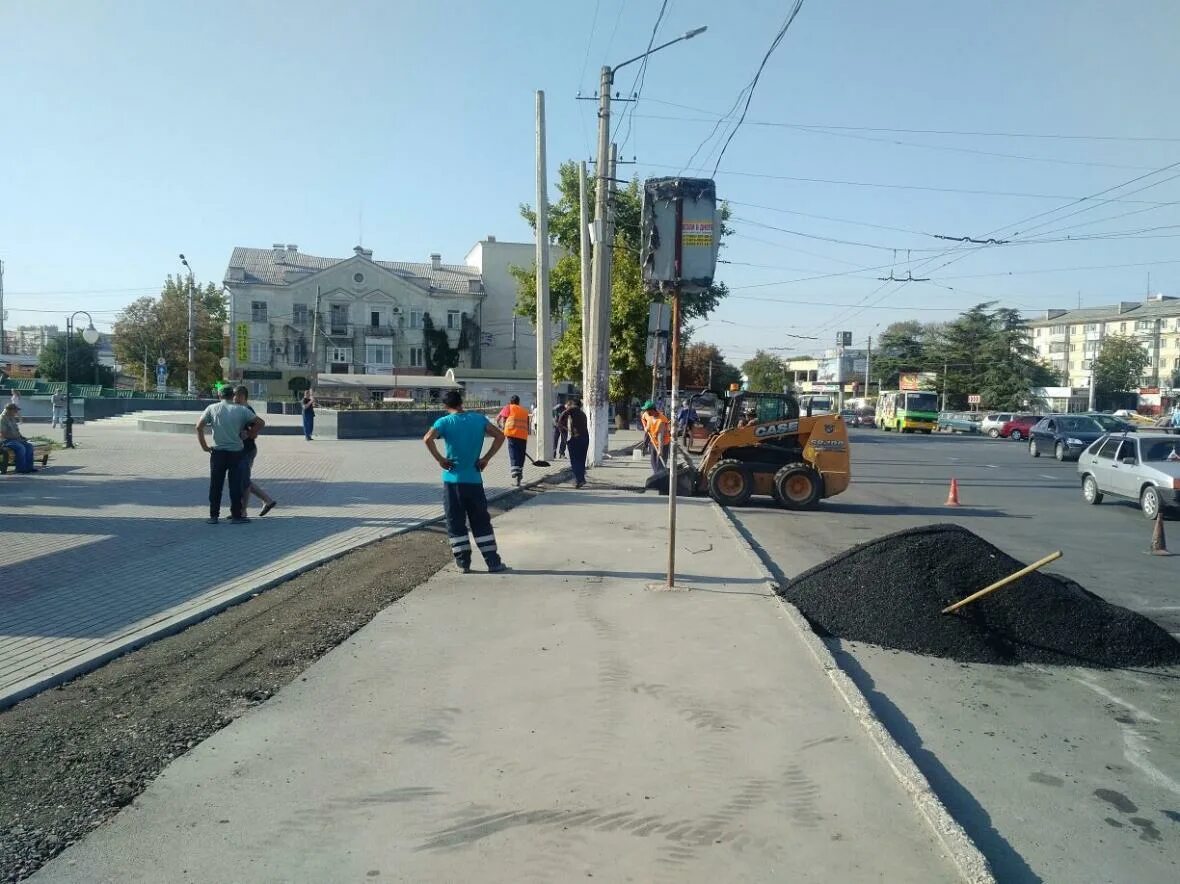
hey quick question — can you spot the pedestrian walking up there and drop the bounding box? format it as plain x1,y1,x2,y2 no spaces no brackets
50,389,66,428
301,389,316,440
643,401,671,474
496,394,530,486
233,386,277,517
677,400,698,445
196,386,264,524
9,390,21,410
552,400,567,458
424,389,508,573
1,403,38,473
559,399,589,488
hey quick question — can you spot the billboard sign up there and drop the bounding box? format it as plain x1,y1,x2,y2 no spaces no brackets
640,177,719,294
899,371,938,391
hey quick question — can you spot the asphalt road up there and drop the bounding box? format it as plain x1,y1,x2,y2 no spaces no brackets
731,428,1180,884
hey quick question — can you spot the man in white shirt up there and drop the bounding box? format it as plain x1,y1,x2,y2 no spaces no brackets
196,387,264,524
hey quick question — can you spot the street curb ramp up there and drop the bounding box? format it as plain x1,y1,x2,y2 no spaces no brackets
712,505,996,884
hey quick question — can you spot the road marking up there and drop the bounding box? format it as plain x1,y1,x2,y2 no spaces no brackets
1070,675,1160,723
983,464,998,469
1122,725,1180,798
1040,474,1065,480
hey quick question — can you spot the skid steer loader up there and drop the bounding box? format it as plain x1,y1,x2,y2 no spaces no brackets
651,391,851,508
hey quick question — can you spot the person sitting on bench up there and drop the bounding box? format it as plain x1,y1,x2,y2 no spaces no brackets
1,403,38,474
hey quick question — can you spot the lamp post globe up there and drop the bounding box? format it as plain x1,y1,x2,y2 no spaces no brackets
82,325,100,345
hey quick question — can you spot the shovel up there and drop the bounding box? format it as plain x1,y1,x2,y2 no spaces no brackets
524,451,551,468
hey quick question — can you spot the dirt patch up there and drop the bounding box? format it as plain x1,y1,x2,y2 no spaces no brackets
0,490,535,882
783,523,1180,668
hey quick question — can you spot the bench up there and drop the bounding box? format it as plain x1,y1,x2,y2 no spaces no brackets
0,443,51,474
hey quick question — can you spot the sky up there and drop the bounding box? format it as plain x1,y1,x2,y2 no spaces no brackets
3,0,1180,366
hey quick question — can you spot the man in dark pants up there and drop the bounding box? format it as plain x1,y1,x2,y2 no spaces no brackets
424,390,508,573
552,399,567,458
196,386,264,524
496,394,530,486
558,399,589,488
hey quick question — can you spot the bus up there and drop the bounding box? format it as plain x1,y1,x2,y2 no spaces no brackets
797,394,834,415
876,390,939,433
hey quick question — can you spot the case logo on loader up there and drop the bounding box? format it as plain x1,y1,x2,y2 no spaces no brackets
754,420,799,437
823,423,835,434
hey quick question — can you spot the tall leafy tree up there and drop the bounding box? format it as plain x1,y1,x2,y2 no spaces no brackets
870,320,931,389
113,276,227,390
741,350,787,392
37,333,115,387
513,161,731,410
1091,334,1149,398
681,342,742,390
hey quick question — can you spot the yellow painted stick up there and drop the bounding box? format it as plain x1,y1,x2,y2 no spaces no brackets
941,550,1063,615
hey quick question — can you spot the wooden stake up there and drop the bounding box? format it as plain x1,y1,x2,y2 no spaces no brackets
941,550,1063,615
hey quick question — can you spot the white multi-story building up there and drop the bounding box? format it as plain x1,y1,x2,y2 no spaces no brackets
224,239,559,399
1025,295,1180,390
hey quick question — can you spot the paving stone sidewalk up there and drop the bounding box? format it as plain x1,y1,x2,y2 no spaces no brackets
0,415,568,708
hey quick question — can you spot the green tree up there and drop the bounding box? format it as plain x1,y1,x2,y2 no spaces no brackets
513,161,731,409
422,313,459,375
1092,334,1149,398
681,342,742,390
741,350,787,392
871,320,930,389
113,276,227,390
37,333,115,387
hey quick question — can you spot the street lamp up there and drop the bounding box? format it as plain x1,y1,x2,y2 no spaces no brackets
179,253,196,396
63,311,100,449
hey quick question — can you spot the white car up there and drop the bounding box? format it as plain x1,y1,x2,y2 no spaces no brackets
979,412,1015,438
1078,432,1180,519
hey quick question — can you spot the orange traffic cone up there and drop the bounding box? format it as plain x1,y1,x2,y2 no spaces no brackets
945,478,961,507
1150,510,1171,556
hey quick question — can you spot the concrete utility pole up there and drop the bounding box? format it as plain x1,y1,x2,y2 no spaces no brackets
941,359,949,412
309,285,322,392
586,63,613,466
666,197,686,588
836,340,845,411
579,160,591,401
865,335,872,398
180,254,197,395
534,90,554,462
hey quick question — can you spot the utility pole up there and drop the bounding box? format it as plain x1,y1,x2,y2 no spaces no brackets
579,160,591,401
836,340,845,411
179,255,197,396
585,64,612,467
666,196,686,588
941,359,949,412
865,335,872,399
534,91,554,463
309,285,322,392
511,316,518,370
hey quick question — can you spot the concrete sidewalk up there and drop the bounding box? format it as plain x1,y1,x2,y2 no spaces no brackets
34,458,969,883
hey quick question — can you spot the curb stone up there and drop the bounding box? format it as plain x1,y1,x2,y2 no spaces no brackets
711,502,997,884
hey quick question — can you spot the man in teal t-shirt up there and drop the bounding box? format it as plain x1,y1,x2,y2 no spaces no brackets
423,390,508,573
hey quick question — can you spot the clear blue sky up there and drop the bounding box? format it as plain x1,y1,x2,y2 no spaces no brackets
3,0,1179,365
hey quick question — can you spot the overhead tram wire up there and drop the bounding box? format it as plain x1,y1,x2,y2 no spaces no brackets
612,0,670,154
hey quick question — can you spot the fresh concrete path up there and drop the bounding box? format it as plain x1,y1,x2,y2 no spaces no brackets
35,459,962,883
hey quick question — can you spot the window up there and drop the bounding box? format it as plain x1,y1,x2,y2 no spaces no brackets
250,381,268,398
1116,440,1137,464
353,272,365,284
329,304,349,334
1050,324,1067,334
1136,319,1154,331
1087,323,1101,333
1121,322,1127,332
251,301,268,323
1096,437,1119,460
409,309,424,330
1035,327,1042,337
409,346,425,367
292,303,308,326
249,340,268,363
447,309,462,330
365,343,393,365
370,310,382,328
330,346,352,364
292,338,308,365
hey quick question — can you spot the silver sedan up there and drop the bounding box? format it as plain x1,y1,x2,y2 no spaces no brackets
1077,432,1180,519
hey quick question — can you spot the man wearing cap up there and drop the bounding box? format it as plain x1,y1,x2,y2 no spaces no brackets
496,394,530,486
196,386,265,524
1,403,37,473
643,401,671,474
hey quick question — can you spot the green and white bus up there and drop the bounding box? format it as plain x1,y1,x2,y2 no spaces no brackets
876,390,939,433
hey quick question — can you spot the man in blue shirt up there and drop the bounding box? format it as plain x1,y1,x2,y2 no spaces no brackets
423,390,508,573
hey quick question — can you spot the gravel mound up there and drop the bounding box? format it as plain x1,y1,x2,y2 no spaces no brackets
783,523,1180,668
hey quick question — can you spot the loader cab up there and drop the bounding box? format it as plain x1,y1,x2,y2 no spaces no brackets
720,392,800,431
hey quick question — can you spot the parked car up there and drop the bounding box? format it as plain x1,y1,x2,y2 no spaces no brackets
856,407,876,428
937,411,980,434
1078,432,1180,519
980,412,1016,438
1029,415,1130,461
998,414,1039,441
1082,413,1137,433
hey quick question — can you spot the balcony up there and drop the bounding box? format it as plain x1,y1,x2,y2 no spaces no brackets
325,323,354,338
362,324,398,338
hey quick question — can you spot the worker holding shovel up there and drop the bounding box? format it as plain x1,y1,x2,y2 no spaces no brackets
497,395,531,487
644,401,672,475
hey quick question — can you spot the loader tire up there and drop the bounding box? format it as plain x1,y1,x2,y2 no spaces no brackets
707,459,753,507
773,462,823,510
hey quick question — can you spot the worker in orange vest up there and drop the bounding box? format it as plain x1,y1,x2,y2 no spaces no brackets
496,394,530,486
643,401,671,474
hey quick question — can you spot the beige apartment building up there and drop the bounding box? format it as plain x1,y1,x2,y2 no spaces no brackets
1025,295,1180,391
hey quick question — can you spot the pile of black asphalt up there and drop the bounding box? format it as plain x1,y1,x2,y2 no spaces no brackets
782,523,1180,668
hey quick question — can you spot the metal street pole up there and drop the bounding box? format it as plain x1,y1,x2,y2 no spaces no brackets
63,310,98,449
865,335,872,398
836,340,845,411
180,254,196,395
666,198,685,588
534,90,554,463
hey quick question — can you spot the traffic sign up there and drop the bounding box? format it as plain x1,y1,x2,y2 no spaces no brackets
968,394,981,405
157,357,166,367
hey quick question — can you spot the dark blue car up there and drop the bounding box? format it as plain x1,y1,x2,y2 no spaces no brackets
1028,414,1134,462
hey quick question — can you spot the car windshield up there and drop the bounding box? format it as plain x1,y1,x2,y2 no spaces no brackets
904,392,938,412
1141,439,1180,462
1058,417,1100,433
1090,414,1129,430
